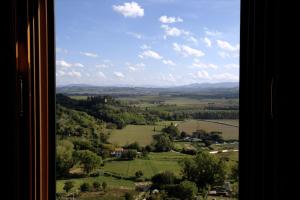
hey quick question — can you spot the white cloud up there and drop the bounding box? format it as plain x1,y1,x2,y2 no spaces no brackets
127,62,145,71
203,37,212,47
187,36,198,45
113,2,144,18
141,44,151,50
190,70,211,79
218,51,239,59
98,71,106,78
161,73,176,82
114,72,125,78
73,63,84,67
173,43,205,57
56,70,66,77
159,16,183,23
190,71,239,82
127,32,143,39
80,51,98,58
139,50,163,59
224,64,239,69
161,25,189,38
217,40,239,51
192,62,218,69
213,73,239,81
205,29,222,37
96,64,109,68
67,70,82,78
56,60,72,68
218,51,231,59
162,59,176,66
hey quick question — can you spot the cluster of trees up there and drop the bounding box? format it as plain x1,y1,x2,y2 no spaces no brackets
56,139,102,178
192,129,224,144
147,151,228,200
56,94,239,131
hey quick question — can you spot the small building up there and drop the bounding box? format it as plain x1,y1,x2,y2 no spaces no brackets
111,148,125,158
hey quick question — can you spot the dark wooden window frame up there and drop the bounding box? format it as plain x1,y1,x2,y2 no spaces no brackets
3,0,282,199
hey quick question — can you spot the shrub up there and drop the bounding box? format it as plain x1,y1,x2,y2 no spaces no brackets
63,181,74,193
80,182,91,192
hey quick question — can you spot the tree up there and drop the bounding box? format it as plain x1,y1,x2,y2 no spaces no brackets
73,150,102,174
102,181,107,191
154,134,173,152
135,170,143,178
124,192,134,200
162,125,180,138
121,149,137,160
93,181,101,191
180,131,188,138
178,181,198,200
56,140,75,177
180,151,226,189
151,171,177,188
231,161,239,181
80,182,91,192
63,181,74,193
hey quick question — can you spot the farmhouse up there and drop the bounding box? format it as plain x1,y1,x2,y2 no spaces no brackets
111,147,125,158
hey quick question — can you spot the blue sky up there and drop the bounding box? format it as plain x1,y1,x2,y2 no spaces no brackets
55,0,240,87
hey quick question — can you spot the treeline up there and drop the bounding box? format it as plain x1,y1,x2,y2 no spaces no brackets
56,94,238,130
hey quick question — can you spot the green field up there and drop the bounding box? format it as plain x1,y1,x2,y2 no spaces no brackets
103,152,192,178
178,120,239,140
56,175,135,193
108,125,163,146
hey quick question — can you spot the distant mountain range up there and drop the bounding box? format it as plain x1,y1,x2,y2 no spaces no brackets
56,82,239,98
57,82,239,89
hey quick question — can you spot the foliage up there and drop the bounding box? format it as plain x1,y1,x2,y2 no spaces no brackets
121,149,138,160
124,192,134,200
73,150,102,174
80,182,91,192
135,170,143,178
56,140,75,177
153,134,174,152
161,124,180,138
92,181,101,191
151,171,178,188
180,151,226,189
63,181,74,193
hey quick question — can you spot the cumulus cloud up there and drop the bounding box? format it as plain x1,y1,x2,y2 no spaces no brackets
67,70,82,78
190,71,239,82
213,73,239,81
114,72,125,78
141,44,151,50
161,25,189,38
113,2,144,18
98,71,106,78
73,63,84,67
127,32,143,39
56,60,85,68
205,29,222,37
56,70,66,77
161,73,176,82
190,70,211,79
162,59,176,66
224,63,239,69
203,37,212,47
56,60,72,68
192,62,218,69
216,40,239,51
127,62,145,71
159,15,183,23
80,51,98,57
96,64,109,68
139,50,163,59
173,43,205,57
